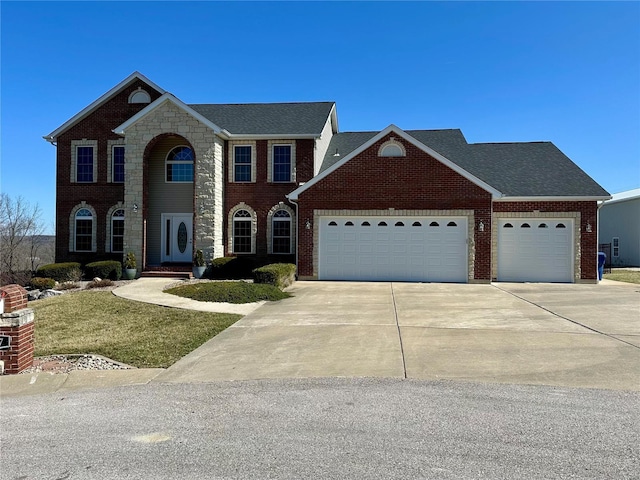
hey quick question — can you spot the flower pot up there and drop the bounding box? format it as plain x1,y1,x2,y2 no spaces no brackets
192,266,206,279
124,268,137,280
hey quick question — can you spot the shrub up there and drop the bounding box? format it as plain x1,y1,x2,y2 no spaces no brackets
56,282,79,291
193,249,205,267
124,252,136,270
85,279,115,289
85,260,122,281
208,256,257,279
166,281,291,304
36,263,82,282
29,277,56,290
0,271,32,287
252,263,296,289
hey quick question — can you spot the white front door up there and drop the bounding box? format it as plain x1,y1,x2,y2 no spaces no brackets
161,214,193,263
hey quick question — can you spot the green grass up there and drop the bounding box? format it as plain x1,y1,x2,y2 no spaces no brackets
30,291,241,368
165,281,291,303
603,270,640,284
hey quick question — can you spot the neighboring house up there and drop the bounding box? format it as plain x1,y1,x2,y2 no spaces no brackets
44,72,610,283
599,188,640,267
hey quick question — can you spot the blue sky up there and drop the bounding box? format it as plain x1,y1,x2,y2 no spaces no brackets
2,1,639,234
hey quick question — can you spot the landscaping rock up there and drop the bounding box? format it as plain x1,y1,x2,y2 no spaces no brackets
39,289,63,299
27,289,41,301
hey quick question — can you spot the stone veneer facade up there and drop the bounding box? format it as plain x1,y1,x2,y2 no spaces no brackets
121,101,224,266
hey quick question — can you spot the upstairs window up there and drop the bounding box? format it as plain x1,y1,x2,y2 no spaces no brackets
75,208,93,251
272,145,292,182
166,146,194,182
76,146,94,182
234,145,252,182
113,146,125,183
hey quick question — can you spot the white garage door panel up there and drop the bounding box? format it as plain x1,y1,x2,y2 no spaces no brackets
319,216,468,282
498,218,573,282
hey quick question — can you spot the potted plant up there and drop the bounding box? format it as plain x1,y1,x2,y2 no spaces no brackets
193,249,206,279
123,251,137,280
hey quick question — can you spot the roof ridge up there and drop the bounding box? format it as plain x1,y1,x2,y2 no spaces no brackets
470,141,552,145
188,101,335,106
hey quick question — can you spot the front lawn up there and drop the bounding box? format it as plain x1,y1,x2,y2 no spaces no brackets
165,281,291,304
603,270,640,284
30,291,241,368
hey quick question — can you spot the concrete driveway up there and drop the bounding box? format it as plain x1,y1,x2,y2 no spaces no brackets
155,281,640,390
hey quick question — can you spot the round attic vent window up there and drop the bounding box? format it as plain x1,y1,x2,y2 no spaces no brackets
129,88,151,104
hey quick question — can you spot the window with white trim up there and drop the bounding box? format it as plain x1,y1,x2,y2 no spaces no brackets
75,208,93,251
272,210,292,254
76,146,94,182
166,146,194,182
272,144,292,182
233,210,253,253
613,237,619,257
111,209,125,253
112,146,125,183
234,145,252,182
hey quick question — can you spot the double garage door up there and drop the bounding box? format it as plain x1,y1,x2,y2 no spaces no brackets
497,218,574,282
319,216,468,282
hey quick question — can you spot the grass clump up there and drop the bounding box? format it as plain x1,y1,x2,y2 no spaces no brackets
604,270,640,284
166,281,291,304
85,279,114,289
30,291,241,368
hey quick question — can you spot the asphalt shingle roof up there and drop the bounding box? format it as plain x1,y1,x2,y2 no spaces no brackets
319,129,609,198
189,102,335,136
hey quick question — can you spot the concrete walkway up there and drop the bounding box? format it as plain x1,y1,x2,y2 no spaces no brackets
2,279,638,396
112,277,265,315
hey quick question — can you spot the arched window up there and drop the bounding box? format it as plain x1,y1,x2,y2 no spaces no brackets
128,88,151,104
166,146,194,182
111,209,125,253
233,209,252,253
75,208,93,252
429,222,439,227
272,210,292,254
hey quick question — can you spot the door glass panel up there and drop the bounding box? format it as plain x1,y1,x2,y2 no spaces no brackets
177,222,188,253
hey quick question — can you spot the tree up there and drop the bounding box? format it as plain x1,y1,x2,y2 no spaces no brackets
0,194,49,284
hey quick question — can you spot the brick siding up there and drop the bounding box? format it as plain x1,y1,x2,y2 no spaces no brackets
55,79,162,264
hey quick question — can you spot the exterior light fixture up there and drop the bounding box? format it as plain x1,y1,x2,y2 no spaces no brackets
586,222,592,233
305,219,312,230
478,220,485,232
132,203,138,213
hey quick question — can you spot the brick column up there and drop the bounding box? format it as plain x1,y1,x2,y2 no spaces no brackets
0,284,35,375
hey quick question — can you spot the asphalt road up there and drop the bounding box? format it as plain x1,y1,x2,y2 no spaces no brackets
3,378,638,479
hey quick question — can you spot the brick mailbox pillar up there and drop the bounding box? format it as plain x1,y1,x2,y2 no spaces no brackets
0,284,35,375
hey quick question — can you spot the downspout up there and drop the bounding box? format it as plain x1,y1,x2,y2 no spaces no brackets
596,199,606,282
288,197,300,280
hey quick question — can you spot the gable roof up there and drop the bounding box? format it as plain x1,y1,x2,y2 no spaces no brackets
189,102,335,137
310,127,610,200
43,72,165,142
289,125,503,201
113,93,224,136
467,142,610,198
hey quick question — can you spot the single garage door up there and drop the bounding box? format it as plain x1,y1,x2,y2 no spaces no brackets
319,216,468,282
497,218,573,282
